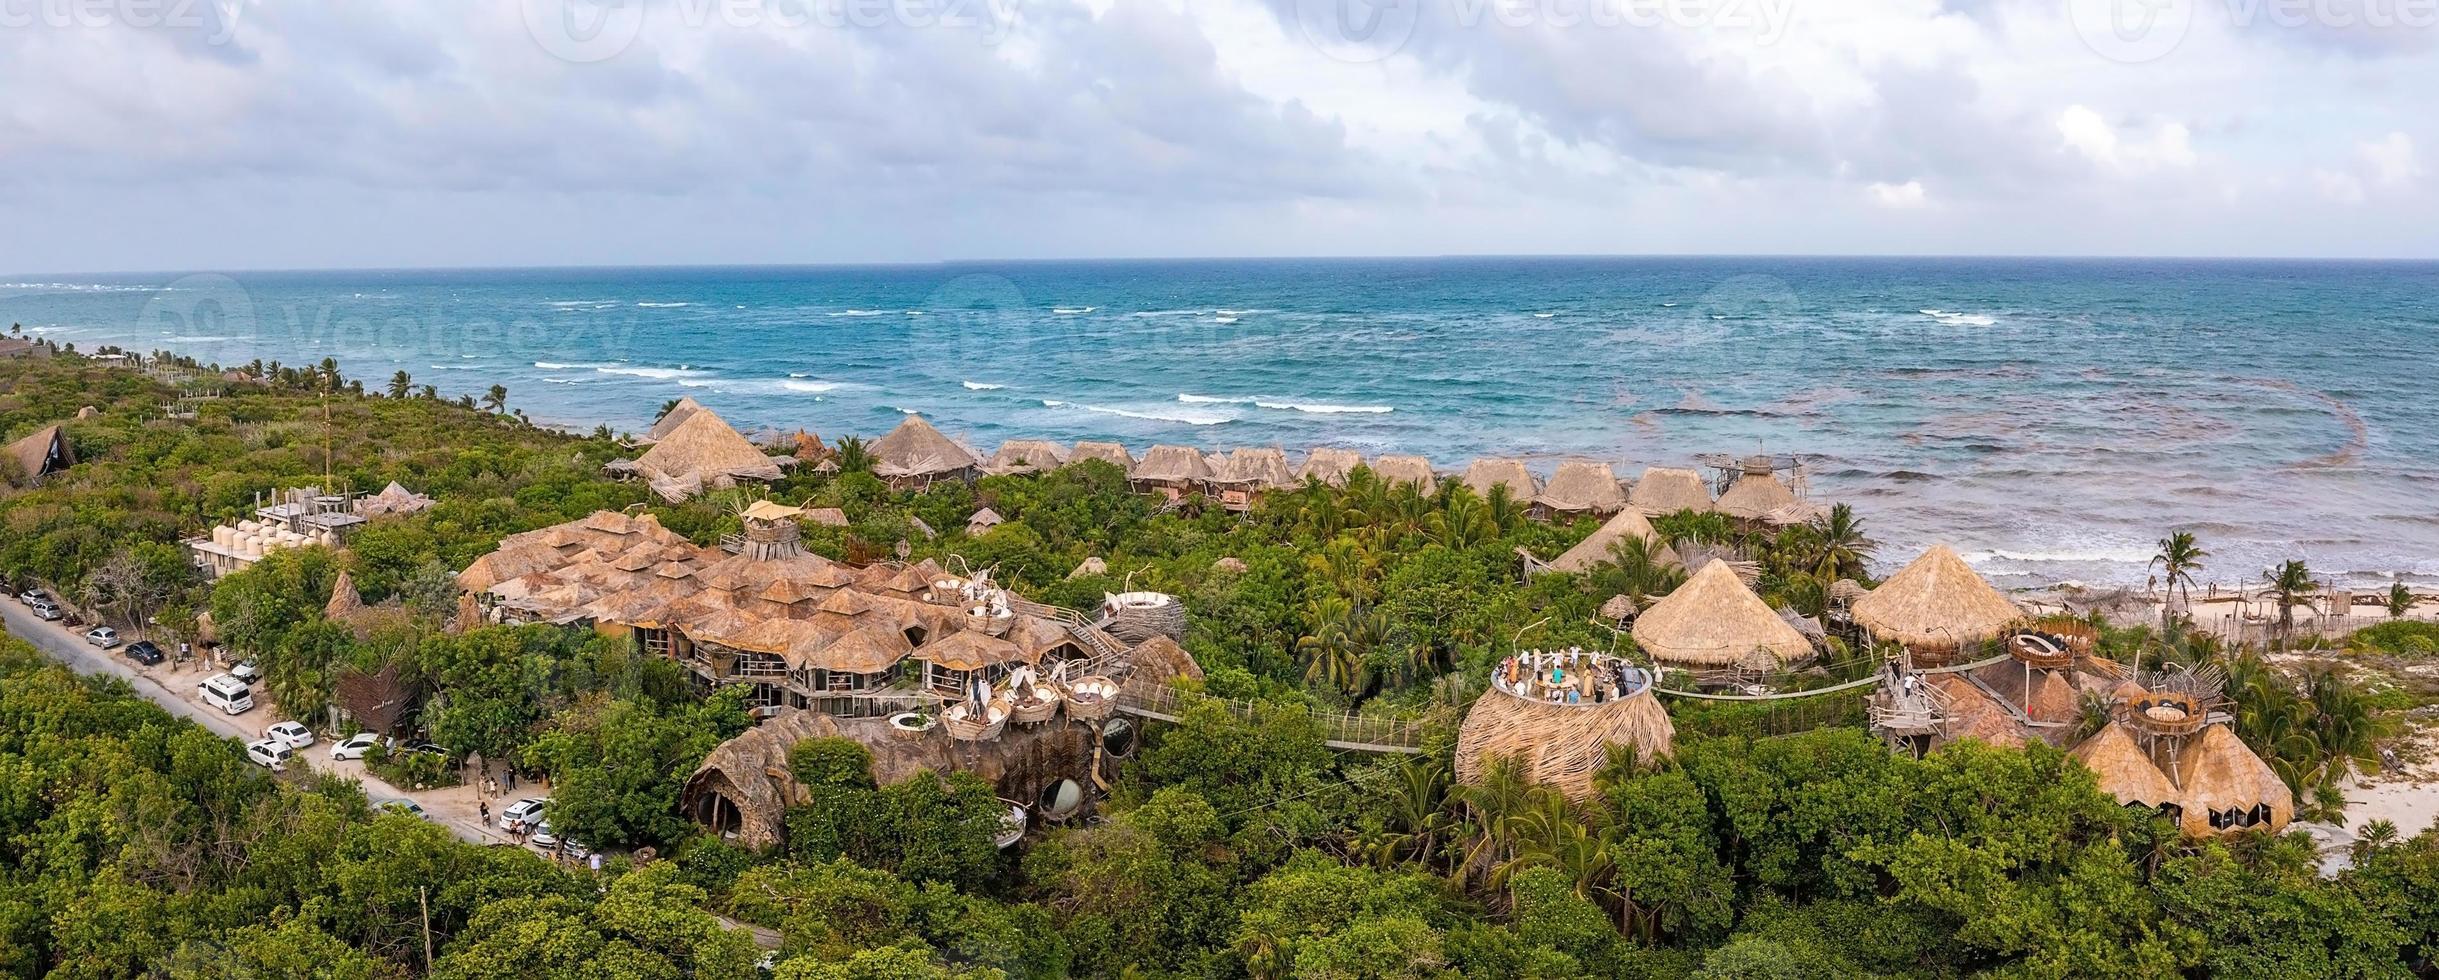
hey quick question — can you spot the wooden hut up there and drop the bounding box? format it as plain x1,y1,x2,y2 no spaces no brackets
2069,722,2184,814
1714,460,1800,520
644,396,709,442
3,424,74,485
1852,544,2020,662
1296,447,1363,488
1131,445,1215,502
333,661,421,735
1538,508,1681,574
1370,454,1437,494
1537,460,1625,515
1461,458,1538,502
1629,466,1713,515
1210,447,1296,511
2178,725,2294,836
1069,441,1135,476
1631,559,1811,670
984,439,1068,475
324,570,367,621
869,415,980,489
633,409,785,502
1455,656,1673,802
967,508,1005,536
913,629,1029,697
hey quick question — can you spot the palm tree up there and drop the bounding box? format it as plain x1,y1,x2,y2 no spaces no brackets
1802,503,1873,582
2353,818,2401,862
1296,596,1368,697
480,384,509,414
2263,559,2317,648
419,384,437,400
834,435,872,473
318,357,342,392
1450,757,1535,888
2151,532,2209,636
2387,582,2415,619
387,370,413,399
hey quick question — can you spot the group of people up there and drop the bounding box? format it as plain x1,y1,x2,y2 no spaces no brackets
1496,648,1646,705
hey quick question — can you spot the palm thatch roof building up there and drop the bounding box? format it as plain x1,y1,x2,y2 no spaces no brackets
1852,544,2020,661
1631,559,1811,669
2176,725,2294,835
869,415,980,489
2069,723,2184,811
1461,458,1538,502
967,508,1005,535
1131,445,1215,501
1296,447,1363,487
325,570,367,621
1370,455,1437,494
645,396,709,442
1629,467,1712,515
1540,508,1682,574
1537,460,1625,515
1069,441,1135,475
1456,652,1672,802
358,481,435,517
984,440,1068,475
1714,462,1800,520
3,424,74,485
1208,447,1295,511
632,409,787,502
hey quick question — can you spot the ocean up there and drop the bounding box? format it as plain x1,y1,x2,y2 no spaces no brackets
5,257,2435,591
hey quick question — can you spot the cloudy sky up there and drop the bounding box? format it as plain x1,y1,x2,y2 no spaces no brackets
1,0,2432,271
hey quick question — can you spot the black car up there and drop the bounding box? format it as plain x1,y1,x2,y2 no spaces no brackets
123,640,165,666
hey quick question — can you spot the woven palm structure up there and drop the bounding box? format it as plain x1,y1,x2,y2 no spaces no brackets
1455,660,1674,802
1296,447,1363,487
324,570,367,621
1714,466,1799,520
1631,559,1811,668
1852,544,2020,658
870,415,980,488
1537,460,1625,515
645,396,708,442
1461,458,1539,501
634,409,785,501
1215,447,1296,489
1132,445,1214,493
3,424,73,484
984,439,1069,475
967,508,1005,536
2176,725,2294,836
2068,723,2184,810
1369,454,1437,494
1628,467,1712,515
1069,441,1135,475
1543,508,1682,574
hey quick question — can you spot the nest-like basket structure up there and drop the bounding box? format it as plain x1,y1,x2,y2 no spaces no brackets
1456,665,1675,802
1010,685,1063,725
945,699,1011,741
1063,677,1119,722
1105,592,1187,644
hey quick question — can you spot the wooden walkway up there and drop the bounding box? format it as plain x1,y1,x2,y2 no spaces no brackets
1115,680,1427,754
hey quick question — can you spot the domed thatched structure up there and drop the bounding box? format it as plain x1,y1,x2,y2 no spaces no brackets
2069,723,2183,811
645,396,708,442
1461,458,1538,501
1537,460,1625,515
1852,544,2020,658
1714,467,1799,520
1628,467,1712,515
634,408,786,501
1631,559,1812,668
870,415,980,489
2177,725,2294,836
1069,441,1135,475
985,439,1069,475
1544,508,1681,574
1455,656,1673,802
1370,455,1436,494
1297,447,1363,487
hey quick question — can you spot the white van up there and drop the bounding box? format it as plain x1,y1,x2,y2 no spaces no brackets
201,674,255,715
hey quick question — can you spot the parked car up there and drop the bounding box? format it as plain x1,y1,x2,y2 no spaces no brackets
230,659,262,683
499,798,547,832
200,674,255,715
329,732,386,761
123,640,165,665
29,599,64,621
265,721,316,749
18,588,51,605
529,820,560,849
401,741,449,760
372,797,428,820
82,626,119,649
560,837,593,861
244,739,293,772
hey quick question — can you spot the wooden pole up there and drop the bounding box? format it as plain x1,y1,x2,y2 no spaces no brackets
419,884,434,972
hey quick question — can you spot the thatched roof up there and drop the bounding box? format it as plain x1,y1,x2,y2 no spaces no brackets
2069,723,2182,808
645,397,708,442
1133,444,1214,484
1599,595,1637,621
1852,544,2020,653
1926,674,2029,749
985,439,1068,474
4,424,73,482
456,543,566,594
325,570,366,621
1714,471,1799,519
1297,447,1363,487
1070,441,1135,474
2177,725,2294,836
806,507,849,528
1630,467,1712,514
1068,557,1107,579
1128,635,1205,685
1762,501,1832,527
1370,455,1436,494
683,709,836,849
913,630,1028,671
1461,458,1538,501
967,507,1005,532
1631,559,1811,667
870,415,979,478
1455,687,1674,802
1538,460,1625,514
810,625,916,674
635,410,785,484
334,662,420,733
1215,447,1296,488
1547,508,1682,574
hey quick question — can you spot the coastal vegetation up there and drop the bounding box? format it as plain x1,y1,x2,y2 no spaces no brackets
5,348,2439,977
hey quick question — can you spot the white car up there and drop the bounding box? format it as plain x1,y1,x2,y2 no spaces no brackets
230,660,262,683
560,837,593,861
372,797,428,820
500,798,547,832
329,732,384,761
84,626,120,649
245,739,293,772
265,721,316,749
529,820,560,849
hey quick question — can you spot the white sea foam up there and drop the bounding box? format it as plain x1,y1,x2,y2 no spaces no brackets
1041,399,1066,407
1961,546,2153,566
532,360,602,369
163,335,231,342
1533,312,1556,318
1053,306,1097,314
1074,403,1233,425
1212,316,1239,324
962,381,1005,390
1177,394,1248,404
828,310,890,317
1178,394,1392,415
636,301,692,308
1131,309,1204,317
1660,302,1678,307
595,364,703,379
1213,308,1269,316
542,377,585,385
1920,309,1997,326
781,380,841,394
545,300,608,308
904,310,924,316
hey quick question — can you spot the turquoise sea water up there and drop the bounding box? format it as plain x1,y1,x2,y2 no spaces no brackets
5,257,2435,590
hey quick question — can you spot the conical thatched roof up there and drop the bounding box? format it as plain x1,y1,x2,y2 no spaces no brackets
1216,447,1296,488
1133,444,1214,484
985,439,1068,475
1715,471,1799,519
325,570,366,621
2177,725,2294,836
1599,595,1637,621
646,396,708,442
2069,723,2182,809
1063,442,1130,475
1370,455,1436,494
5,424,73,482
1297,447,1363,487
635,409,785,484
870,415,979,478
1068,556,1107,579
1631,559,1811,667
967,507,1004,532
914,629,1027,671
1926,674,2029,749
1461,458,1538,501
1547,508,1682,573
1538,460,1625,514
1455,687,1674,802
1852,545,2020,653
1630,467,1713,515
452,591,482,634
1127,635,1205,685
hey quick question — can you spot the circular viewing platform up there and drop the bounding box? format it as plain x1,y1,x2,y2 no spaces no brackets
2123,689,2208,738
1491,648,1654,707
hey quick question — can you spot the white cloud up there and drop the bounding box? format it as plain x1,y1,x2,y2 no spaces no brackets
2315,169,2369,204
2360,132,2422,187
1867,180,1929,208
2056,105,2196,174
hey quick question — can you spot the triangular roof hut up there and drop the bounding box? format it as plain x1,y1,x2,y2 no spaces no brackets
869,415,980,486
1546,508,1681,573
1370,455,1436,494
1852,544,2020,655
2068,723,2183,809
1715,466,1799,520
1629,467,1712,515
1538,460,1625,514
1215,447,1296,489
1631,559,1811,667
4,424,74,484
634,409,785,498
1455,678,1674,802
1297,447,1363,487
1068,557,1107,579
1461,458,1538,502
2177,725,2294,836
985,439,1068,475
1132,445,1215,486
645,396,708,442
1069,441,1135,475
325,570,366,621
967,507,1004,535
